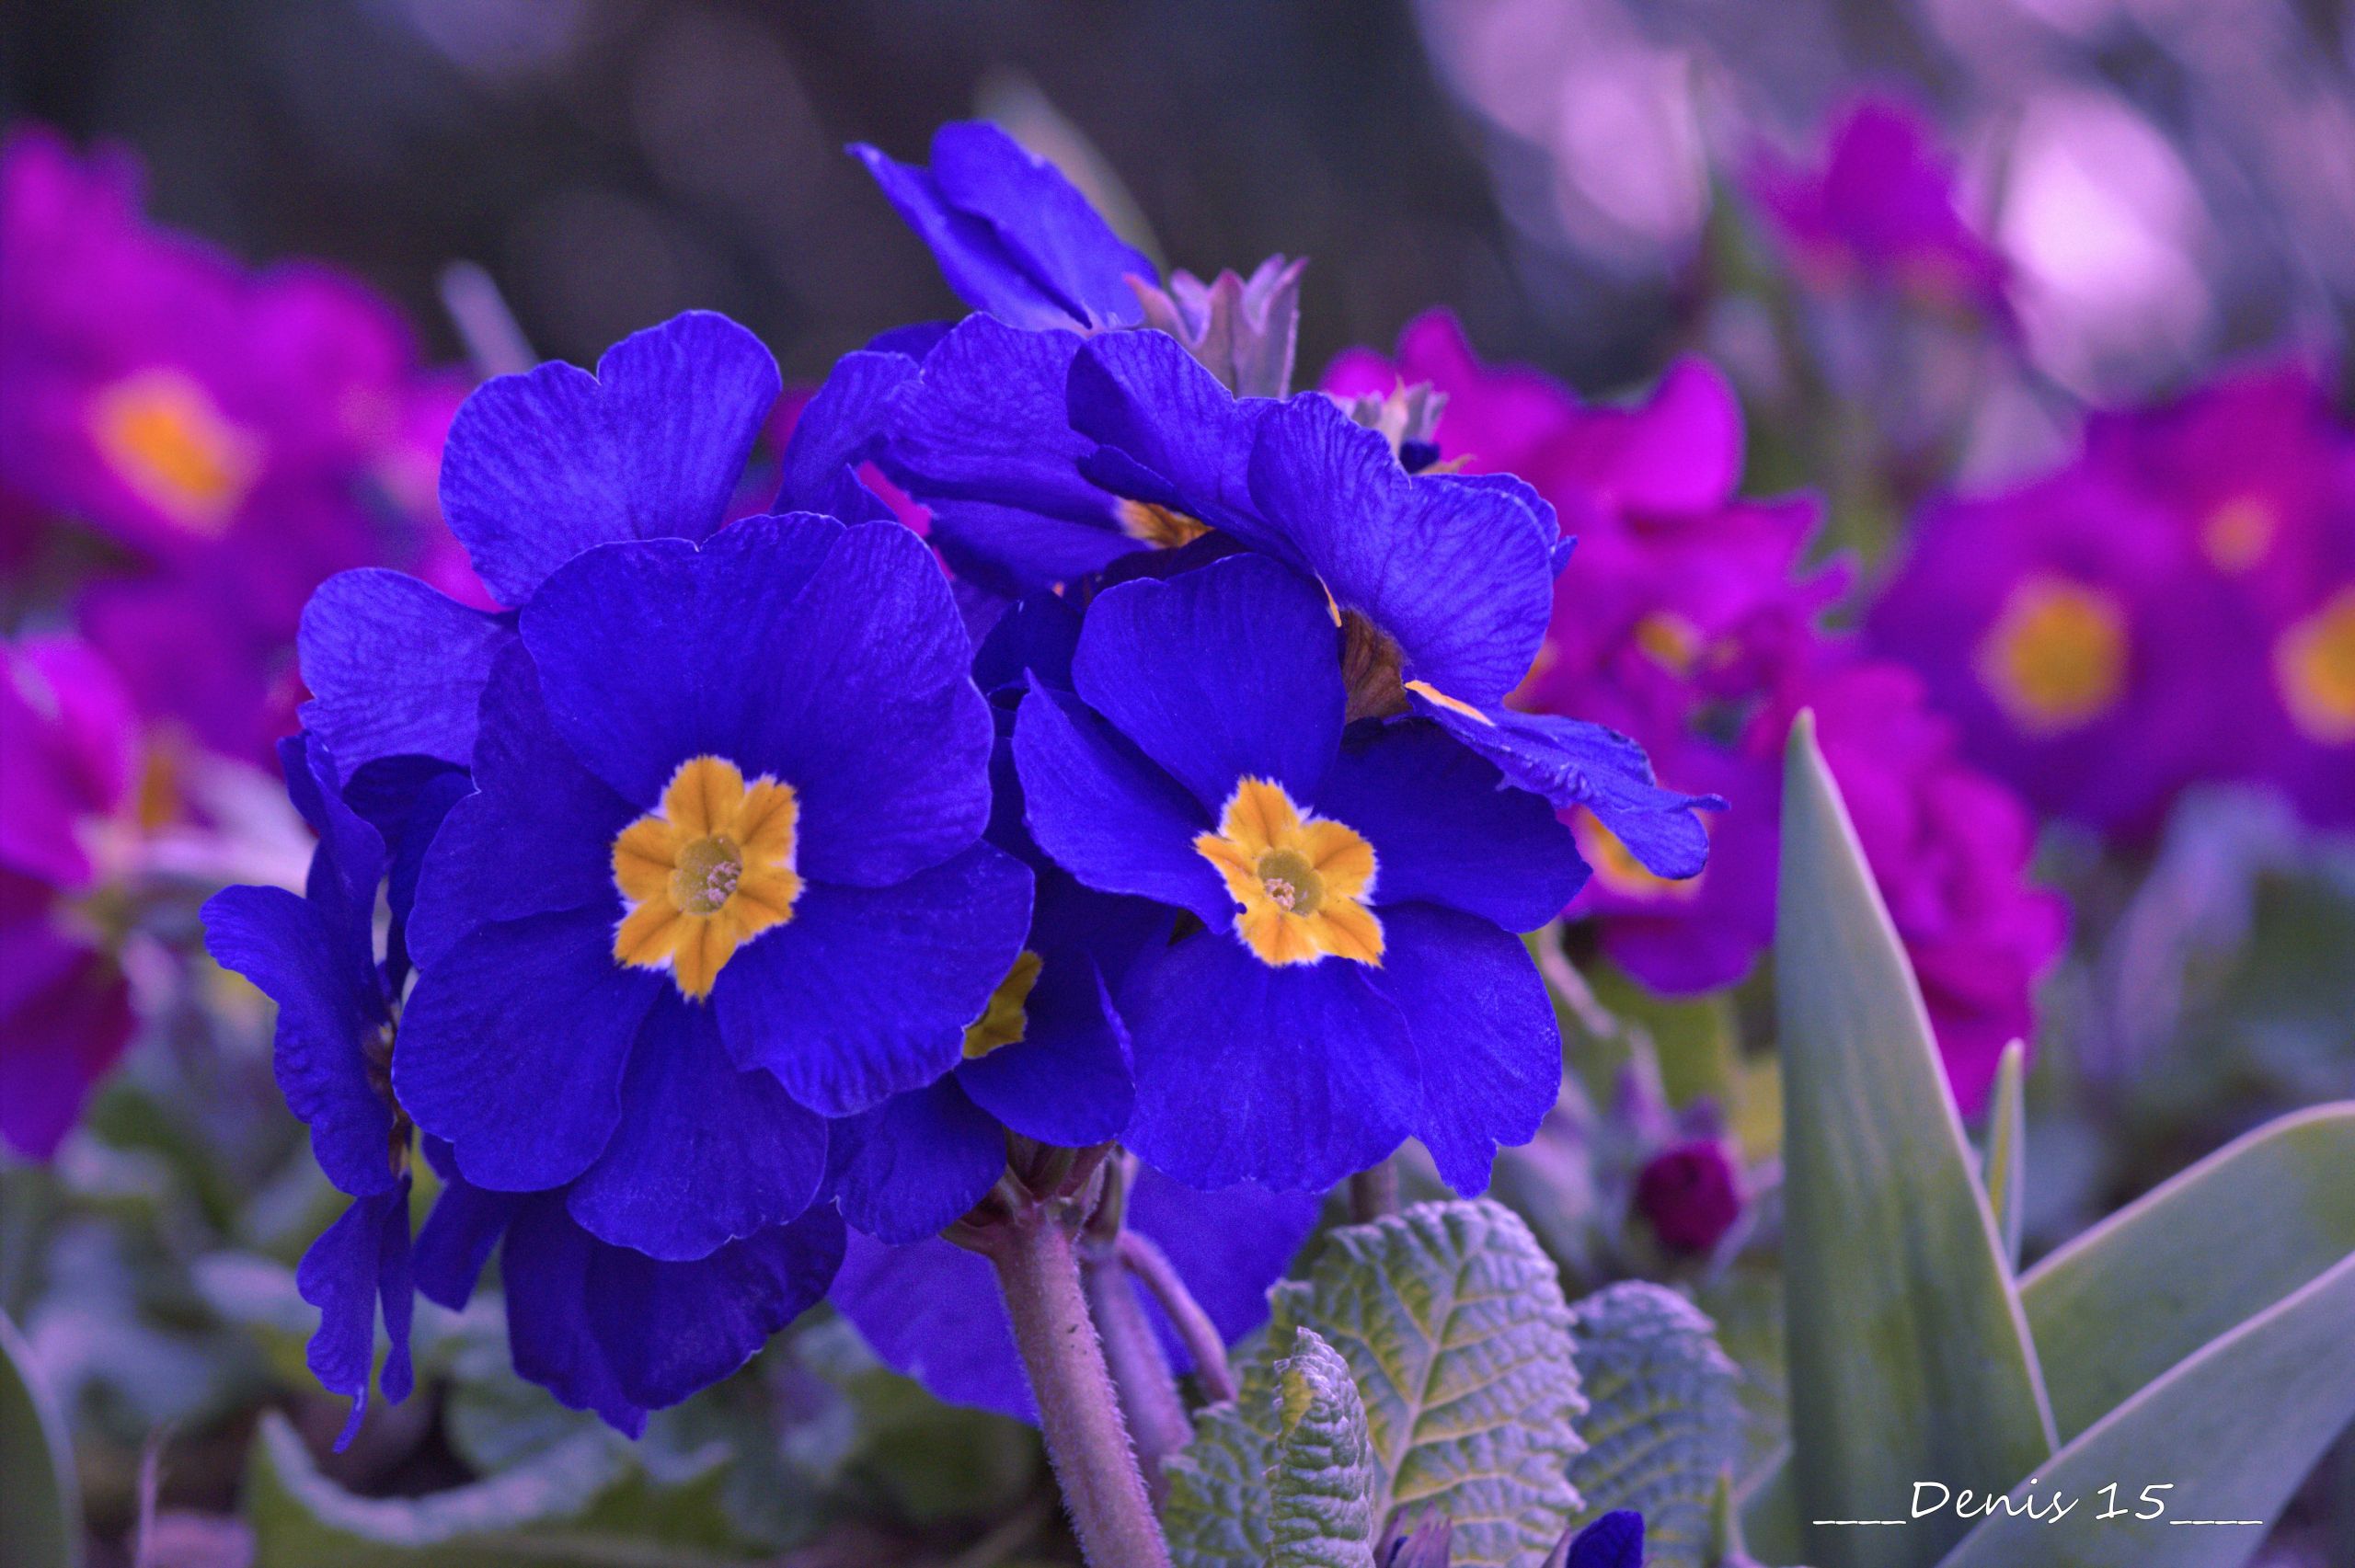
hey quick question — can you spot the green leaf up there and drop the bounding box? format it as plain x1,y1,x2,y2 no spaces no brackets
2019,1103,2355,1440
0,1310,79,1568
1268,1328,1377,1568
1933,1251,2355,1568
1775,715,2055,1568
1161,1399,1276,1568
1269,1199,1586,1568
1980,1042,2027,1270
1565,1283,1740,1568
244,1410,764,1567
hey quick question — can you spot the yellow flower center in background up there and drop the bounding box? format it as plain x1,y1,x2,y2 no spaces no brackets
963,949,1044,1059
2276,589,2355,744
1633,612,1703,675
1195,777,1384,967
1573,809,1703,902
1974,574,2129,735
2200,496,2277,573
88,369,260,536
611,756,802,1001
1116,498,1211,549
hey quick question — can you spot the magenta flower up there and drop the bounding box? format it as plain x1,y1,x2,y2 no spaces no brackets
1634,1139,1745,1256
0,635,141,1158
1748,94,2008,317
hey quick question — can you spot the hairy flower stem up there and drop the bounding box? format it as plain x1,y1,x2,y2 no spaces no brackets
1081,1240,1192,1505
1349,1160,1400,1223
1118,1229,1237,1402
990,1209,1174,1568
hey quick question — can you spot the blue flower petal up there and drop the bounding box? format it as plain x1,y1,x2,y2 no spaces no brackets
828,1076,1005,1244
1565,1510,1646,1568
1068,331,1268,535
715,841,1032,1117
1366,903,1559,1196
523,516,994,887
295,1180,411,1451
501,1196,649,1437
441,312,781,606
395,908,662,1192
929,499,1144,601
281,734,387,976
298,570,515,774
971,591,1083,698
832,1231,1035,1420
775,349,915,523
1120,931,1418,1191
853,122,1153,331
582,1204,844,1415
1071,555,1343,812
1124,1167,1318,1357
201,885,394,1197
565,992,829,1261
404,643,636,972
1247,396,1555,707
412,1173,521,1311
1315,720,1589,930
1416,700,1717,878
1011,686,1229,928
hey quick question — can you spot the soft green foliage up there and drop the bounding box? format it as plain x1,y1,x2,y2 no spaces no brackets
1164,1199,1586,1568
1934,1252,2355,1568
1981,1042,2027,1269
2019,1103,2355,1439
1565,1282,1740,1568
1268,1328,1378,1568
246,1411,766,1567
1775,715,2056,1568
0,1311,79,1568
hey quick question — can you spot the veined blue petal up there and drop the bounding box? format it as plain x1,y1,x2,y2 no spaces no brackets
828,1076,1005,1243
298,569,514,774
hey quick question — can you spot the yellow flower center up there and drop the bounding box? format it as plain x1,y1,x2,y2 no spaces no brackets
963,949,1044,1059
2276,588,2355,744
1573,809,1702,901
1116,498,1212,549
1633,612,1702,675
1974,574,2129,735
1195,777,1384,967
88,369,261,536
2201,496,2276,573
611,756,803,1001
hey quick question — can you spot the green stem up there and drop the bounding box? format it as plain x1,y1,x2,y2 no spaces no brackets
989,1208,1174,1568
1119,1229,1236,1402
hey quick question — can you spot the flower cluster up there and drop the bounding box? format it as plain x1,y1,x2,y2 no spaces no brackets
1872,362,2355,840
201,120,1712,1437
1328,312,2067,1110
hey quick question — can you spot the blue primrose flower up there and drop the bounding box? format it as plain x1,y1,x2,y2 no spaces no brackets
389,509,1032,1268
852,120,1156,334
1563,1510,1645,1568
201,735,463,1448
297,312,912,779
831,1166,1317,1420
1015,552,1591,1194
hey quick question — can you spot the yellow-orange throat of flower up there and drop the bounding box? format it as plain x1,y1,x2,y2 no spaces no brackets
1975,574,2129,735
88,369,260,536
1194,777,1383,967
2277,588,2355,744
612,756,802,1001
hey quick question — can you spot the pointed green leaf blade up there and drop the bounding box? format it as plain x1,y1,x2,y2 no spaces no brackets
0,1311,79,1568
1269,1328,1378,1568
1565,1282,1740,1568
1982,1041,2027,1269
1776,715,2054,1568
1273,1199,1586,1568
1935,1250,2355,1568
2021,1103,2355,1439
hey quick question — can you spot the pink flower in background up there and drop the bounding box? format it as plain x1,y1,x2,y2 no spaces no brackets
1749,93,2009,317
1634,1139,1745,1255
1327,314,2066,1107
0,636,142,1158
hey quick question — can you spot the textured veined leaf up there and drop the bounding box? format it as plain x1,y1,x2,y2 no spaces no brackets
1269,1328,1378,1568
1565,1282,1740,1568
2020,1102,2355,1440
1775,715,2055,1568
1163,1351,1281,1568
1934,1251,2355,1568
1270,1199,1587,1568
0,1311,79,1568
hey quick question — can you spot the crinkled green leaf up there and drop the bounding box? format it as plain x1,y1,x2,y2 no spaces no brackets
1934,1251,2355,1568
1272,1199,1586,1568
245,1410,765,1567
1775,715,2055,1568
2020,1103,2355,1440
1269,1328,1377,1568
0,1311,78,1568
1565,1283,1740,1568
1163,1399,1276,1568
